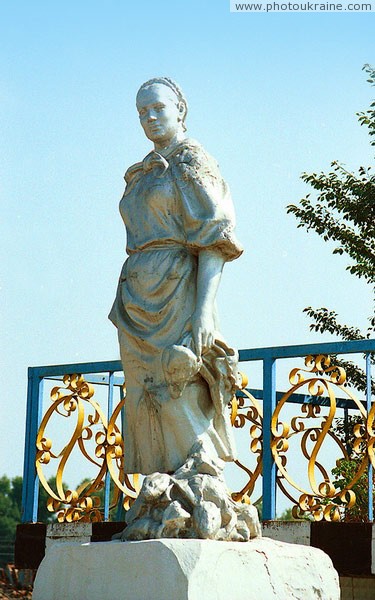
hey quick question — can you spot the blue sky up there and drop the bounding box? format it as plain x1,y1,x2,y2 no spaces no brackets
1,1,374,486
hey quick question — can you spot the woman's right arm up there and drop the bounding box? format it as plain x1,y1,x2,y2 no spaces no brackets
191,249,225,357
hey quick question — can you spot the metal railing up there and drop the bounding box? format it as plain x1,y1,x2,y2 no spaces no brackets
22,339,375,523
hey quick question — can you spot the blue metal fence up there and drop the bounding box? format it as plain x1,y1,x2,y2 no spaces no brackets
22,339,375,523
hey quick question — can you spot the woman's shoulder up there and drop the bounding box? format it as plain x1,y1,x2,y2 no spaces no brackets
170,138,212,162
123,139,221,188
170,138,221,182
124,160,143,186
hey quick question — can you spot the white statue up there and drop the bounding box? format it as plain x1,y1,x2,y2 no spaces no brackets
109,77,260,541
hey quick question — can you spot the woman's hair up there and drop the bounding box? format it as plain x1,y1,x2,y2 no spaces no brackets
137,77,188,131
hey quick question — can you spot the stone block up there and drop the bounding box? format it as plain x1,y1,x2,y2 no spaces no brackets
45,522,92,552
33,537,340,600
262,520,311,545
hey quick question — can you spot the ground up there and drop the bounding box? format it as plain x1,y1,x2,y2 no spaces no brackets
0,580,32,599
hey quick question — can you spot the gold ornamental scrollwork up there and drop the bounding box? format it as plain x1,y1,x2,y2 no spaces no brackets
36,356,373,523
103,390,140,511
36,374,139,522
230,384,263,504
272,355,369,521
366,398,375,470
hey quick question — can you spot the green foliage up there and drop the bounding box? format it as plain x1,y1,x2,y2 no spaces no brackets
357,65,375,148
333,414,365,456
253,499,262,520
290,162,375,285
287,66,375,522
0,476,22,565
330,458,373,522
328,416,372,522
0,476,22,541
287,64,375,351
278,506,312,521
278,507,293,520
0,474,68,566
38,480,59,523
314,414,373,522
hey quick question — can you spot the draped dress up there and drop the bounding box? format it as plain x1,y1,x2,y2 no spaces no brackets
109,139,243,475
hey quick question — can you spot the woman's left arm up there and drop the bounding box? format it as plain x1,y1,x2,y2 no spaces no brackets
191,249,225,357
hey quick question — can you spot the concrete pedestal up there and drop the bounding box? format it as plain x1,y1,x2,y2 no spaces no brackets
33,537,340,600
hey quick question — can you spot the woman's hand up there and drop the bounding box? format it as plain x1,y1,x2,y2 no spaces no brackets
191,308,216,357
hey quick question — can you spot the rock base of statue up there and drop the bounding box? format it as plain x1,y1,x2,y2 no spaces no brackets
33,537,340,600
114,441,261,542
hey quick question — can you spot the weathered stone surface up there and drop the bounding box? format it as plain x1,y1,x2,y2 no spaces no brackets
33,537,340,600
113,440,261,542
263,520,311,545
45,522,92,551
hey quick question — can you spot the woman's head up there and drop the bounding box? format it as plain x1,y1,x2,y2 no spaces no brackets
136,77,188,148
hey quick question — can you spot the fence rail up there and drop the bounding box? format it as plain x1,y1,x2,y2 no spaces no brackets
22,339,375,523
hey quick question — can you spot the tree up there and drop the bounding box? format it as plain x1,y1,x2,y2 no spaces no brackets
0,474,70,566
0,476,22,565
278,506,312,521
287,64,375,394
287,66,375,521
278,507,293,520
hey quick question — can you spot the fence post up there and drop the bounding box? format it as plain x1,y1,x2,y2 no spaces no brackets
114,383,126,521
21,368,43,522
262,357,276,520
104,371,115,521
366,353,373,522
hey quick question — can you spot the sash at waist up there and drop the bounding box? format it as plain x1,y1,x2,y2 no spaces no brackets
127,242,187,255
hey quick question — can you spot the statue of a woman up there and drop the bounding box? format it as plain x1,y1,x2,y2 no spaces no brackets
109,76,243,474
110,77,260,542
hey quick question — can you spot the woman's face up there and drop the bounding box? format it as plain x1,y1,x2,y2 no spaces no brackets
136,84,184,147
